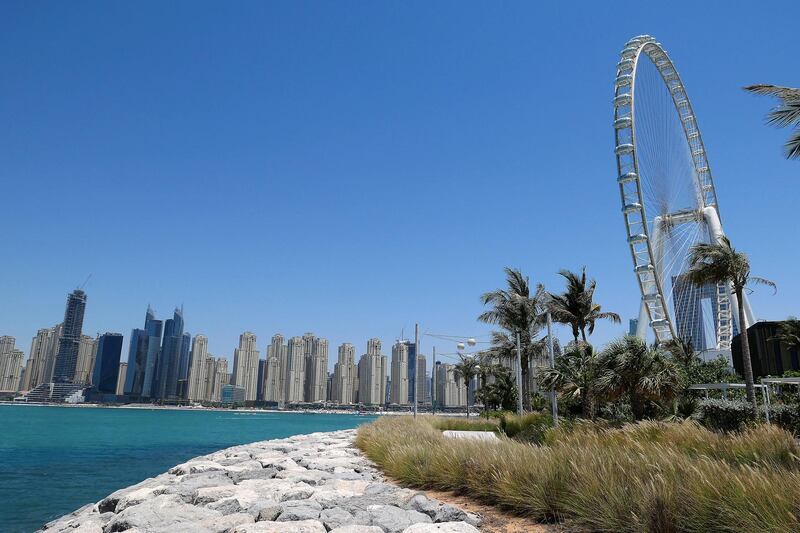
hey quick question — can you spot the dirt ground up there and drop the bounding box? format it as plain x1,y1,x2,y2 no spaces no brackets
424,489,561,533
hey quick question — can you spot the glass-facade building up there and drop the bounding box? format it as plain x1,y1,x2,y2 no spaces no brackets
92,333,123,393
124,328,149,395
141,307,164,398
156,308,184,400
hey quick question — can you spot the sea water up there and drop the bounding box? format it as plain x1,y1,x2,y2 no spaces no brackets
0,405,375,532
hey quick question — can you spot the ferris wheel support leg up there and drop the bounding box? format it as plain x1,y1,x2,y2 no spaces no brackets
635,299,649,339
703,206,754,331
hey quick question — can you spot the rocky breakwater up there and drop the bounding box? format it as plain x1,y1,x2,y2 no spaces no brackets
40,429,482,533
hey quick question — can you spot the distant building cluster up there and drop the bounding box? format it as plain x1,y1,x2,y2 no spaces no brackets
0,288,470,408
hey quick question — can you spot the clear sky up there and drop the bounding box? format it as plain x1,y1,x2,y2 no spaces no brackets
2,1,798,369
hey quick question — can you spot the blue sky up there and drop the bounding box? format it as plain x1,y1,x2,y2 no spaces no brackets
2,1,798,369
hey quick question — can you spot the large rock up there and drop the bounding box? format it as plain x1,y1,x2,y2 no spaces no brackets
199,512,255,533
166,471,233,502
433,504,481,527
103,494,221,533
318,507,353,530
169,460,225,476
405,495,441,518
277,499,322,521
328,526,384,533
232,520,326,533
366,505,433,533
401,523,481,533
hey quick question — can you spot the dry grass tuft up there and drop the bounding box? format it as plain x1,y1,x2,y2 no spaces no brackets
356,416,800,532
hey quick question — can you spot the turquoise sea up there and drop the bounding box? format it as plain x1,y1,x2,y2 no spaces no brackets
0,405,375,533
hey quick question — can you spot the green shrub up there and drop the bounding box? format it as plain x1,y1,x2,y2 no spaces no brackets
430,416,498,432
696,398,756,432
500,412,551,438
770,404,800,436
514,419,553,445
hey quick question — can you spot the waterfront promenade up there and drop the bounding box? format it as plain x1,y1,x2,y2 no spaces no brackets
39,429,481,533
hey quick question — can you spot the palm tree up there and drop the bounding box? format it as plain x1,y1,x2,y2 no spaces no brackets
453,354,480,418
475,365,517,412
538,343,598,418
687,236,775,403
479,267,546,410
744,85,800,160
548,267,621,343
595,336,683,420
771,317,800,354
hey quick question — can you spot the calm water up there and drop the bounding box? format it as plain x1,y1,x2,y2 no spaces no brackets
0,405,375,532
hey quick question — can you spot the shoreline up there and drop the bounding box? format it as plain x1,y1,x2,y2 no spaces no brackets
40,428,481,533
0,402,471,417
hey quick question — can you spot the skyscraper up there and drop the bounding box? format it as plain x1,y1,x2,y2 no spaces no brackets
304,334,329,403
206,357,229,402
416,354,427,405
257,359,266,401
186,334,209,401
398,340,417,404
22,326,61,391
332,342,356,404
125,328,149,396
74,335,98,386
156,307,184,400
179,331,191,382
53,289,87,383
284,336,306,403
263,334,285,403
115,362,128,395
92,333,124,394
140,307,164,399
0,336,14,356
232,331,260,402
358,339,387,405
435,362,466,407
0,337,24,393
390,341,409,405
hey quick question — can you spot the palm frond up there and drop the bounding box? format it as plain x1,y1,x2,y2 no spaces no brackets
744,84,800,100
786,128,800,160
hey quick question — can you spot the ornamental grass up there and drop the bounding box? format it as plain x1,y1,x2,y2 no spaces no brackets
355,416,800,532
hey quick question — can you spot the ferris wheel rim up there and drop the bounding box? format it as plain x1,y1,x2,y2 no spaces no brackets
613,35,724,345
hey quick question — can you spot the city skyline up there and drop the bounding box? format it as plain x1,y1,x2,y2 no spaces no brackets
1,288,458,405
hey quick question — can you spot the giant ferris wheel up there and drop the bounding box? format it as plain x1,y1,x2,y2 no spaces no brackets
613,35,754,352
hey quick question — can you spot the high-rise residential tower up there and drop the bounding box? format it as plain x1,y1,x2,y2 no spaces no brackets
116,362,128,395
206,357,229,402
358,339,387,405
263,334,285,403
92,333,123,393
435,362,467,407
332,342,356,404
74,335,98,386
0,337,24,393
283,336,306,403
22,326,61,391
52,289,87,383
390,341,409,405
232,332,260,402
304,335,329,402
186,334,209,401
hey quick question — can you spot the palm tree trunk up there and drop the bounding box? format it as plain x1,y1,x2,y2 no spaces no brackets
521,358,532,411
736,287,756,404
